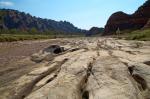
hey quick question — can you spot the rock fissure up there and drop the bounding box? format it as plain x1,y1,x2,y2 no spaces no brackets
81,62,94,99
132,74,148,91
144,61,150,66
11,58,68,99
0,38,150,99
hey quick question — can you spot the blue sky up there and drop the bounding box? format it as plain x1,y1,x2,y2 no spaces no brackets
0,0,145,30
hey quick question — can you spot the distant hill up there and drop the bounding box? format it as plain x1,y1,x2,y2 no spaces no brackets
104,0,150,35
86,27,104,36
0,9,87,34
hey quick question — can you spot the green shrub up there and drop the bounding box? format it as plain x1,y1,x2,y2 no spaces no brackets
125,29,150,41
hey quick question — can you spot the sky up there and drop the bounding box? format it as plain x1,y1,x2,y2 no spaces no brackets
0,0,146,30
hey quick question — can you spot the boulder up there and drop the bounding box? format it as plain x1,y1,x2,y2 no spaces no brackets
43,45,65,54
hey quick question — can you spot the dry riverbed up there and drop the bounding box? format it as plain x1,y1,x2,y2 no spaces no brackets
0,38,150,99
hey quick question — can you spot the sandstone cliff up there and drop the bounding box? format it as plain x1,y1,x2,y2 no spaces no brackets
104,0,150,35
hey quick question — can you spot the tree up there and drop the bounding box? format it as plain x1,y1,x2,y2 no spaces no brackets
30,28,38,34
116,27,121,36
10,29,18,34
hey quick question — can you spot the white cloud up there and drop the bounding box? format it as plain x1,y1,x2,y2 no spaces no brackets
0,1,14,7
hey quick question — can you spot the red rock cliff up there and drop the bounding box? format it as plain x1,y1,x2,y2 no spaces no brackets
104,0,150,35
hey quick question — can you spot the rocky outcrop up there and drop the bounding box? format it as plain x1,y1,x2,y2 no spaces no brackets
143,19,150,29
104,0,150,35
0,9,86,34
0,38,150,99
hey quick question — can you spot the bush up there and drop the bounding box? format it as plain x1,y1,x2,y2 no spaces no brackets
0,29,85,42
125,29,150,41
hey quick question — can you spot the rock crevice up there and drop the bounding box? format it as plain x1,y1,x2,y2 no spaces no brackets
0,38,150,99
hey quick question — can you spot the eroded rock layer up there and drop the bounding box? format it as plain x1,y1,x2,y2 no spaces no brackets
0,38,150,99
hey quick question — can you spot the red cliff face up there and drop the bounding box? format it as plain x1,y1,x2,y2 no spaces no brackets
104,0,150,35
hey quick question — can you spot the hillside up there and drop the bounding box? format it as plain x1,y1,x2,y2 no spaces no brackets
86,27,104,36
0,9,86,34
104,0,150,35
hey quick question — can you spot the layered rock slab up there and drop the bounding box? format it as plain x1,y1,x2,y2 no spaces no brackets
25,51,97,99
86,55,143,99
0,38,150,99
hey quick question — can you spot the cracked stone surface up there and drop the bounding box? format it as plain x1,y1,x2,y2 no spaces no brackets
0,38,150,99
